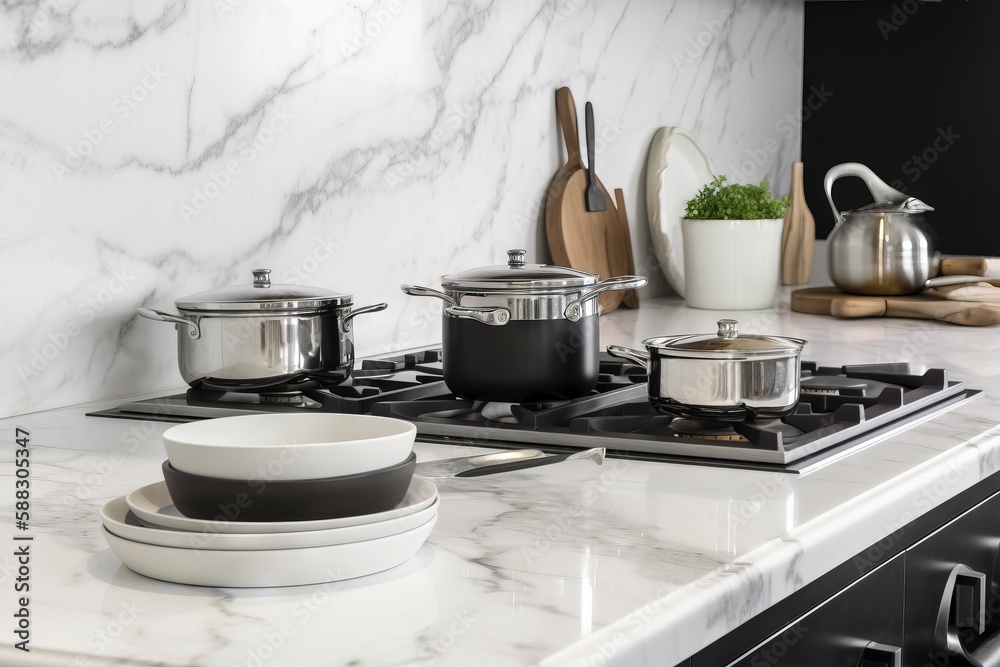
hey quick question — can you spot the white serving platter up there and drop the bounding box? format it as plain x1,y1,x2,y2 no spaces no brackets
125,477,438,534
101,514,437,588
645,126,717,298
102,494,439,551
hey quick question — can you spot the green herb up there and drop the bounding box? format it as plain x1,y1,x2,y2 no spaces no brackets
683,175,789,220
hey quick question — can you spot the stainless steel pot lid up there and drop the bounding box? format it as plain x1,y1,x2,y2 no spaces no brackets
175,269,352,312
644,319,806,358
441,249,599,291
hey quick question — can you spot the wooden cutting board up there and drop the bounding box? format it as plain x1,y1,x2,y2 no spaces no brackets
545,87,626,314
611,189,640,308
791,287,1000,326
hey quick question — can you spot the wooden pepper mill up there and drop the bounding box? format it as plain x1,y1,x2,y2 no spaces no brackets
781,162,816,285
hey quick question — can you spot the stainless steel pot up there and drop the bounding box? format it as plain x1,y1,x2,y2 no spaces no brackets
137,269,387,391
401,249,647,402
607,319,806,421
825,162,939,295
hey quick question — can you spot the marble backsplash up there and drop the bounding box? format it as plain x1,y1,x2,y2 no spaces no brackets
0,0,803,417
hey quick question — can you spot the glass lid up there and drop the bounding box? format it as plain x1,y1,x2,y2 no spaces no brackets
644,319,806,357
175,269,352,312
441,249,598,290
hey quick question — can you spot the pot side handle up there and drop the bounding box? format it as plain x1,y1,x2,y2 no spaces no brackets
444,306,510,327
343,302,388,331
400,284,457,307
565,276,648,321
136,308,200,339
606,345,649,369
823,162,913,227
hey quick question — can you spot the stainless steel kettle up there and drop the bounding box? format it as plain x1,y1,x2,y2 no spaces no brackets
825,162,939,295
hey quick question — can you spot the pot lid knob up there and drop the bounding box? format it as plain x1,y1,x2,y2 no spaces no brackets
507,249,527,269
252,269,272,288
717,319,739,339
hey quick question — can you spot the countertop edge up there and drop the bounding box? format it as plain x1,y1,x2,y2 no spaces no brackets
542,429,1000,666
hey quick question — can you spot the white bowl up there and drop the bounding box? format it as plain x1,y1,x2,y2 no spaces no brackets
162,413,416,481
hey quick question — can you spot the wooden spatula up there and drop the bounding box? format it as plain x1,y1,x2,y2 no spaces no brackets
584,102,607,212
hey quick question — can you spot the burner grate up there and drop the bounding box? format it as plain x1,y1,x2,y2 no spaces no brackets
87,356,979,473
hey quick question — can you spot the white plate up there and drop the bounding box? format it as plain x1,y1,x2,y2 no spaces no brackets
645,127,717,298
101,514,437,588
102,494,439,551
126,477,438,534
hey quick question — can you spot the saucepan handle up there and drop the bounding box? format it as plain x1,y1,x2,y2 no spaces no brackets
444,306,511,327
400,284,457,307
564,276,648,322
343,302,388,330
606,345,649,369
137,308,200,339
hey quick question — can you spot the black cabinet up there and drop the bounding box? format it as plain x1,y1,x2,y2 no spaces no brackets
904,491,1000,666
721,554,904,667
693,475,1000,666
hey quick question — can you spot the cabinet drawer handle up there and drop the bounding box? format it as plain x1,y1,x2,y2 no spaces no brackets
937,564,1000,667
857,641,901,667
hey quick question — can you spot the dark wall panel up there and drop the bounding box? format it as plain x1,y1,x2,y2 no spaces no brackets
802,0,999,255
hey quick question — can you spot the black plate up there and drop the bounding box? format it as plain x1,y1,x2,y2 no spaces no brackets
161,452,416,522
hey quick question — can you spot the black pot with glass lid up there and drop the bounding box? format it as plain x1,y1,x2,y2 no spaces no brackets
402,249,646,402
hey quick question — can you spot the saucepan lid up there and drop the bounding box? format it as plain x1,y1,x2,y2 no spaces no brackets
176,269,352,312
643,319,807,358
441,249,599,292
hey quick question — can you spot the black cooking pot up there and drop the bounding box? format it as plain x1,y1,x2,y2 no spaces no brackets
402,249,646,402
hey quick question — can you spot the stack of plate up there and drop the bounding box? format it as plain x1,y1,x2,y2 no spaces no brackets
100,414,438,588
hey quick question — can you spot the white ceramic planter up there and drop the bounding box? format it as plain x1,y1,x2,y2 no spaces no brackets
682,218,784,310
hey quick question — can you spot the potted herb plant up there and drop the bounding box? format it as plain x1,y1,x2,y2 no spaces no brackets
682,175,789,309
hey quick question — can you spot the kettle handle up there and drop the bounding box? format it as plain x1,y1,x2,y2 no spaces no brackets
823,162,911,226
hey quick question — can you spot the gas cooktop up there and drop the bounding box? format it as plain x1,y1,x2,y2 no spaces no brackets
88,350,980,473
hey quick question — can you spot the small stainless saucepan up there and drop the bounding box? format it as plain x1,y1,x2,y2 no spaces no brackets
137,269,387,392
607,319,807,421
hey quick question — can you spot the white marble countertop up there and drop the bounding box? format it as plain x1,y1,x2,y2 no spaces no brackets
3,290,1000,667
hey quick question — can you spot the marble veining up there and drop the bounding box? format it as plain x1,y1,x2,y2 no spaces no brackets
0,0,804,417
